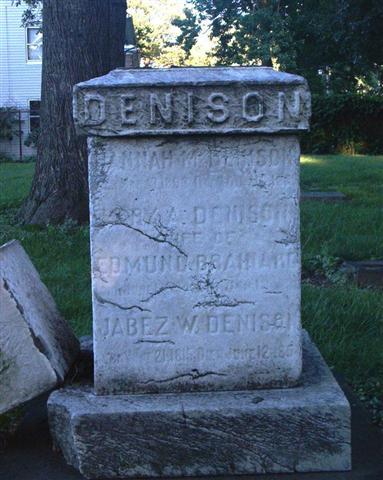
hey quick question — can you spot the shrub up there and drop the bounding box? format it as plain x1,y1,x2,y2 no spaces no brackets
302,94,383,154
24,128,39,149
0,108,18,141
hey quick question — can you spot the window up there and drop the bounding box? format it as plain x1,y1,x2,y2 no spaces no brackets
26,27,42,62
29,100,41,132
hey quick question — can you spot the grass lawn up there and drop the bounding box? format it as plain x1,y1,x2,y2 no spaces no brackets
0,155,382,424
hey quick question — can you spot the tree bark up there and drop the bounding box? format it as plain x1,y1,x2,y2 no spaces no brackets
19,0,126,224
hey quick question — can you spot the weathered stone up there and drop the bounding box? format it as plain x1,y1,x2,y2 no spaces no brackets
0,240,79,414
89,134,302,394
77,67,307,395
73,66,311,137
48,331,351,479
301,191,347,202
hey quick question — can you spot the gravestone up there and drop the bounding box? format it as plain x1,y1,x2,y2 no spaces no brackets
0,240,79,415
48,67,351,478
301,191,347,202
341,260,383,288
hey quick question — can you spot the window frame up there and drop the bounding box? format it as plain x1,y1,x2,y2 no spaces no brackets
25,26,43,64
28,99,41,133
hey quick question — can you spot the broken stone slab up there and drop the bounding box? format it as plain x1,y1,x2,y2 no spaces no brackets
301,191,347,202
48,331,351,479
341,260,383,288
0,240,79,415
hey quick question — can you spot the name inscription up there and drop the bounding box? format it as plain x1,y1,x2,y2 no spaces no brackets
97,310,293,338
74,85,310,136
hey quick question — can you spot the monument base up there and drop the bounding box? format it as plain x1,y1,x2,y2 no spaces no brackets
48,332,351,479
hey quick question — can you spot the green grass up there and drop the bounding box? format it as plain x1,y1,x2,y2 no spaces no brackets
0,156,382,423
0,163,91,336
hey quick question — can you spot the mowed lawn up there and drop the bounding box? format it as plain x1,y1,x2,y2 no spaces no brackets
0,155,382,423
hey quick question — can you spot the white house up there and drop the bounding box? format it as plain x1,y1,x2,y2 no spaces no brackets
0,0,42,160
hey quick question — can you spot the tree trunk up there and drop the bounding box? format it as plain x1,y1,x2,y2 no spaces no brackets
19,0,126,224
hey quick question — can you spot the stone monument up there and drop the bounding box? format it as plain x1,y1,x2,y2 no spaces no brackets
48,67,351,478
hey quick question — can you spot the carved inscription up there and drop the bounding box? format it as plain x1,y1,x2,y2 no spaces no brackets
98,311,293,338
75,85,310,135
90,133,302,393
95,251,299,277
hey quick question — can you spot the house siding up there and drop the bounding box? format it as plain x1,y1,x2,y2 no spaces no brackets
0,0,41,159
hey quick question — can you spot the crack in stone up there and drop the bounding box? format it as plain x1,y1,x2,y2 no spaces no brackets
140,284,188,303
134,339,175,345
3,279,24,317
3,279,59,380
193,299,256,309
97,221,187,257
139,369,227,385
95,292,151,312
181,402,188,427
192,264,255,309
275,229,298,245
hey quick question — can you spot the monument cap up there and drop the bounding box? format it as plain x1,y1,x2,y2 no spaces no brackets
73,66,311,137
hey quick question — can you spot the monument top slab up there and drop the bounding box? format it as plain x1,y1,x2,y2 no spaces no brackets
75,66,307,89
73,66,310,137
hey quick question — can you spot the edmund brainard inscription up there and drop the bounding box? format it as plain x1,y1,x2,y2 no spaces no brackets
49,67,350,478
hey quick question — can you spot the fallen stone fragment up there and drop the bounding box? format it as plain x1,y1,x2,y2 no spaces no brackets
341,260,383,288
301,191,347,202
0,240,79,415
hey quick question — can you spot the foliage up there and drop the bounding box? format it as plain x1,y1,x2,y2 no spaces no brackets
186,0,297,70
0,108,18,141
14,0,42,25
302,94,383,154
127,0,188,66
185,0,383,94
127,0,215,66
304,250,347,286
173,7,201,59
24,128,39,149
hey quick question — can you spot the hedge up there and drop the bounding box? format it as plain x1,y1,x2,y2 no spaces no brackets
301,93,383,154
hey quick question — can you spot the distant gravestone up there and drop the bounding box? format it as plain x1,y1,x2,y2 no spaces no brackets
0,240,79,414
49,67,351,478
342,260,383,288
301,191,347,202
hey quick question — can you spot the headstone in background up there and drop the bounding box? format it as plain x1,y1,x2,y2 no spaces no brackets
341,260,383,288
0,240,79,415
49,67,351,478
124,16,140,68
301,191,347,202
